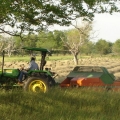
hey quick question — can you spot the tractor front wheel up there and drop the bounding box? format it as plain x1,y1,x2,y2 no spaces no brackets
24,77,48,93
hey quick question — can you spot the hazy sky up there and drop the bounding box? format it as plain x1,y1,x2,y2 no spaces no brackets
92,13,120,43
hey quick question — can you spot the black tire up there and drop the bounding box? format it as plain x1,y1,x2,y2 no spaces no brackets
24,77,49,93
105,86,112,92
47,76,56,87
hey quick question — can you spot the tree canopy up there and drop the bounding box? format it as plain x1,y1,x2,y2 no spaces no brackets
112,39,120,54
0,0,119,37
95,39,112,55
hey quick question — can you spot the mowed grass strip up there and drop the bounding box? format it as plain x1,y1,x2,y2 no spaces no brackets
0,87,120,120
0,55,74,62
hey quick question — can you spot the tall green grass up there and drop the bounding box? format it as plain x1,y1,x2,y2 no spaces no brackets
0,87,120,120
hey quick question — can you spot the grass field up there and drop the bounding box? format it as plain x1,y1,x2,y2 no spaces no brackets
0,55,74,62
0,87,120,120
0,55,120,120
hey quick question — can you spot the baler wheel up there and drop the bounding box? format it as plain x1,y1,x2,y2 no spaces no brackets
105,86,112,91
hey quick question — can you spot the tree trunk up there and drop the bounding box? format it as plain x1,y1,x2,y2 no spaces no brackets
73,54,78,65
8,50,12,57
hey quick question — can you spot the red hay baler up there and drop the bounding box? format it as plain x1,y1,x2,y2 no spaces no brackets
60,66,120,91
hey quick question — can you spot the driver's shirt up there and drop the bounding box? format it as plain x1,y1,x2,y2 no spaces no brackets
27,60,39,70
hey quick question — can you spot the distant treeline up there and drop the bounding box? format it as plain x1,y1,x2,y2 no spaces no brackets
0,30,120,57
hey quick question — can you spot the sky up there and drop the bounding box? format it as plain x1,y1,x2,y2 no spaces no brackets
49,12,120,43
92,13,120,43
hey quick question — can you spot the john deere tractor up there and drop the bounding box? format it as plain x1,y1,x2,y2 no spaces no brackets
0,47,56,93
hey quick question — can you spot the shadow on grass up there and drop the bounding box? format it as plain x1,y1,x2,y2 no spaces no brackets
0,87,120,120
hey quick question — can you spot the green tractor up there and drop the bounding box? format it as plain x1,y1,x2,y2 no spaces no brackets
0,47,56,93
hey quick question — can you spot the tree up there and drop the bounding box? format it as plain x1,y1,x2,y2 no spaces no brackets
36,31,56,49
53,30,65,50
0,36,16,57
13,31,62,50
95,39,111,55
112,39,120,54
0,35,7,52
80,41,95,55
13,34,38,53
0,0,119,37
61,21,92,65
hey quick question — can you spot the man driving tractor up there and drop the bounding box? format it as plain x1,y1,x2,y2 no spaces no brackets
18,56,39,84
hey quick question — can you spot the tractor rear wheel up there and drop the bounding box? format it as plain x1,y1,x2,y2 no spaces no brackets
24,77,49,93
